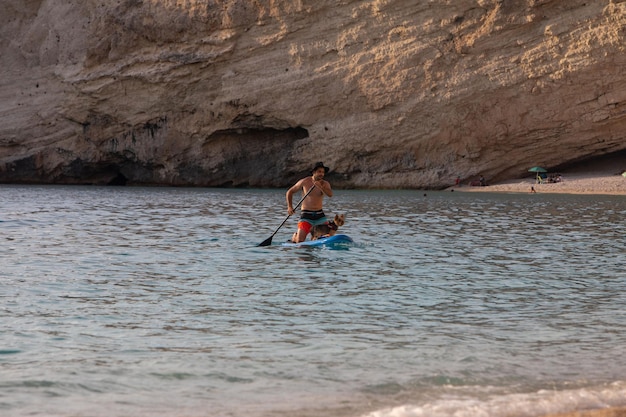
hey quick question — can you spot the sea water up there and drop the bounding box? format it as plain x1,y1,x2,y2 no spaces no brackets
1,185,625,417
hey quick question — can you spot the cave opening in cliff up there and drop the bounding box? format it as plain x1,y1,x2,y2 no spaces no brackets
553,149,626,174
107,171,128,186
198,125,310,187
209,126,309,142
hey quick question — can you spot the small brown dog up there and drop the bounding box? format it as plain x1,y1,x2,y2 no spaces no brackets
311,214,345,240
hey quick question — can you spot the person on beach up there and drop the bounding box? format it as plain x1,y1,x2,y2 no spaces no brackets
286,162,333,243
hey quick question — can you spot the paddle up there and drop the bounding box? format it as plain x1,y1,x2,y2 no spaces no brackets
258,185,315,247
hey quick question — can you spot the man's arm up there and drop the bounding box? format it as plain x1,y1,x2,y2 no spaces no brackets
314,179,333,198
286,180,303,215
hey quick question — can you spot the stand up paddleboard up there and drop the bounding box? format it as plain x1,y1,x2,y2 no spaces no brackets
281,234,353,248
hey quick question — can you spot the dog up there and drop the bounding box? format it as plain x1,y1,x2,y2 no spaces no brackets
311,214,345,240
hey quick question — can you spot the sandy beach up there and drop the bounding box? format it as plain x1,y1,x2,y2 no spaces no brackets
450,153,626,196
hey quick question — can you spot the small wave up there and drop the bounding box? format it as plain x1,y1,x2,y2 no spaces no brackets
363,381,626,417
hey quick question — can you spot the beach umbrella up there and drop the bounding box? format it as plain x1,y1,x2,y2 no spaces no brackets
528,166,547,173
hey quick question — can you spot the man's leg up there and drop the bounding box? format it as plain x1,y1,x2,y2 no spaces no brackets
294,221,311,243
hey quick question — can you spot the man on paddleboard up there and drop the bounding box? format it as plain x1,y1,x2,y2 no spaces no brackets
286,162,333,243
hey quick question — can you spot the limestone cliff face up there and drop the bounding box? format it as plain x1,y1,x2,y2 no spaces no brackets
1,0,625,188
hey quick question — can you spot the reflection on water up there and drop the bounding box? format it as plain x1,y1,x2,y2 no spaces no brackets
1,186,625,417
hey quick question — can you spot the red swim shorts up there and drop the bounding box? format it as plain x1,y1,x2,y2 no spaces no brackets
297,221,313,234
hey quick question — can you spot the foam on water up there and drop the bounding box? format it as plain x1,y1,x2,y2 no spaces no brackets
365,382,626,417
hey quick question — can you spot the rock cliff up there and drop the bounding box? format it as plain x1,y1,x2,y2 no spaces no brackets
1,0,625,188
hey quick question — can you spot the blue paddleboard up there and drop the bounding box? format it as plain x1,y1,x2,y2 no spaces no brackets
281,234,353,248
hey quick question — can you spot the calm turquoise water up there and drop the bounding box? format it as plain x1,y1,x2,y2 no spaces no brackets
1,185,625,417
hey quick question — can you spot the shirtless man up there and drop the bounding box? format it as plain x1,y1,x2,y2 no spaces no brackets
286,162,333,243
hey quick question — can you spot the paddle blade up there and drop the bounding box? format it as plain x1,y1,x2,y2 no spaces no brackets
258,236,273,247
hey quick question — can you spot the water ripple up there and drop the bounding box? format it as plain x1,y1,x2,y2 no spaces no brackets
1,186,625,417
